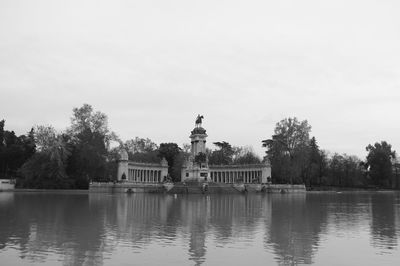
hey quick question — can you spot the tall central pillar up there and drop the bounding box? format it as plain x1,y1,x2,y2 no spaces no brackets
182,115,210,182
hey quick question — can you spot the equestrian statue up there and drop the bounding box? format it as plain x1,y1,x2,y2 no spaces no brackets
195,114,204,128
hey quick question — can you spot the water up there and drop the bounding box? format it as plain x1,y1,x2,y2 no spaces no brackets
1,192,400,266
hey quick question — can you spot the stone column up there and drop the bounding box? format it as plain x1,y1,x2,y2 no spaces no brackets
161,159,168,182
118,159,127,180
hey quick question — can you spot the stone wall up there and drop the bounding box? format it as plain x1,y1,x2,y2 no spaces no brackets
89,182,306,194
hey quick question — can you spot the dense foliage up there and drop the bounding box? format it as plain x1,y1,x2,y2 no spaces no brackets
6,104,118,189
263,117,399,189
1,110,399,189
0,120,36,179
208,142,261,165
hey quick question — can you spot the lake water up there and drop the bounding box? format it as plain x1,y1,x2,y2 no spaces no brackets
0,192,400,266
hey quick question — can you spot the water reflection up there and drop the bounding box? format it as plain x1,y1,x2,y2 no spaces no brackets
0,192,399,265
370,193,398,250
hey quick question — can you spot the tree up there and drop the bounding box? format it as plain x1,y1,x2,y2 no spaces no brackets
35,125,70,173
0,119,4,148
124,137,158,154
208,141,234,165
0,120,36,179
366,141,396,187
66,104,116,185
18,126,71,188
263,117,312,184
323,153,366,188
194,152,207,165
306,136,321,186
158,143,181,181
123,137,159,164
232,146,262,165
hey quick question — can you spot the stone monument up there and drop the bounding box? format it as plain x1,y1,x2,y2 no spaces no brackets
181,115,210,182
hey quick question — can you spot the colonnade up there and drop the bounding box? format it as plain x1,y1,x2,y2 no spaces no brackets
209,170,263,184
128,168,163,183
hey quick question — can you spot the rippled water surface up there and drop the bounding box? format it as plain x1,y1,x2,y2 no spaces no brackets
1,192,400,265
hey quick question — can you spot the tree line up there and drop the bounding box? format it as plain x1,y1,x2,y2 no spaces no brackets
0,104,263,187
263,117,400,189
1,104,119,189
1,106,399,189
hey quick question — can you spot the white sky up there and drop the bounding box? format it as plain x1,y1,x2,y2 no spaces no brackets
1,0,399,158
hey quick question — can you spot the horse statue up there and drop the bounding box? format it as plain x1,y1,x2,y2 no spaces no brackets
195,114,204,127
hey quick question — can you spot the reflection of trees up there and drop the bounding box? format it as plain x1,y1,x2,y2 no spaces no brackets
209,195,264,242
0,193,111,266
370,193,398,250
89,193,179,250
4,192,398,265
265,193,328,265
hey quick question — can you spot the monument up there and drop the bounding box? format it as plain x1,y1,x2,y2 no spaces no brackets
181,114,210,182
89,114,308,194
181,115,272,185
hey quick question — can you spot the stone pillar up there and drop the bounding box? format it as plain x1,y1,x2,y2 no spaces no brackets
117,149,129,181
161,158,168,182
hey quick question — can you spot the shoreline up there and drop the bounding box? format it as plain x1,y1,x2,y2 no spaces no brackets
0,189,89,193
2,185,399,193
307,186,400,192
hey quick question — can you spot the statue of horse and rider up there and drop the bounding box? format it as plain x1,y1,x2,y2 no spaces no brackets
195,114,204,128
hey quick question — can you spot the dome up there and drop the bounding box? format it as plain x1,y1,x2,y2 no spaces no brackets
191,127,206,135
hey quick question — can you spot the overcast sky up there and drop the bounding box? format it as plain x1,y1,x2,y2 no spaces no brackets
1,0,399,158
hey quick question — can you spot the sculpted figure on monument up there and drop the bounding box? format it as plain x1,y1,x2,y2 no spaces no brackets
195,114,204,127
